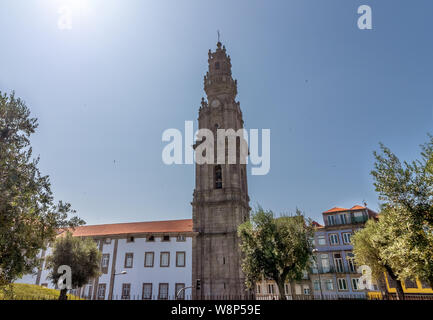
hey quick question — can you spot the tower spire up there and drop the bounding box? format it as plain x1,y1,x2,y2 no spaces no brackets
203,41,237,100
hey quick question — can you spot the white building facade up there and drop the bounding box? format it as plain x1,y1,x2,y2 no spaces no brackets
16,219,194,300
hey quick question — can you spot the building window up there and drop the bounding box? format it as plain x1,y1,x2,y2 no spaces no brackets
176,252,186,267
327,215,335,226
334,253,344,273
215,62,220,70
329,233,339,245
122,283,131,300
104,238,111,244
320,254,330,272
158,283,169,300
342,232,352,244
256,284,261,294
176,235,186,242
295,284,302,295
337,278,348,291
98,284,106,300
146,235,155,242
316,235,326,246
267,284,275,294
160,252,170,267
124,253,133,268
87,285,93,299
144,252,154,267
325,279,334,290
127,236,135,243
421,280,432,289
215,165,222,189
351,278,360,291
303,286,310,295
313,280,320,291
340,214,347,225
101,254,110,273
404,279,418,289
175,283,185,300
162,235,170,242
142,283,152,300
346,252,356,272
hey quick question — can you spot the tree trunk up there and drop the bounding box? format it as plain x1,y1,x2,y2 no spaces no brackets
385,266,405,300
59,288,68,301
275,279,287,300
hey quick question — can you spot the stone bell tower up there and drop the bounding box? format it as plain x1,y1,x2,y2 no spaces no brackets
192,41,251,299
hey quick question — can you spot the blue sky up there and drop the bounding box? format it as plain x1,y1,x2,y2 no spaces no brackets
1,0,432,225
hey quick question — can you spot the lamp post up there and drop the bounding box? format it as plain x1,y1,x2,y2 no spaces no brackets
312,249,323,300
176,285,194,300
109,270,127,300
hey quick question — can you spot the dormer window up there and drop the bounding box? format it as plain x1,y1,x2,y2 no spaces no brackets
215,62,220,70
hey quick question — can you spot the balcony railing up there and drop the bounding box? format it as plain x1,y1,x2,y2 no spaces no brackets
326,215,369,227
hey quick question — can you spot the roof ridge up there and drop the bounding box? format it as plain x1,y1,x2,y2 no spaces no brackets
77,218,192,228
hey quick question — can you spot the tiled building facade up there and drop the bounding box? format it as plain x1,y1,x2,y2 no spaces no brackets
256,205,378,299
310,205,378,299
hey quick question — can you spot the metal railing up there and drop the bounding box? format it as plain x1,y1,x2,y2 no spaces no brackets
4,293,433,300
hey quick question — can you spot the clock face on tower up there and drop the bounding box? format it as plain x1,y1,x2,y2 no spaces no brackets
211,99,220,108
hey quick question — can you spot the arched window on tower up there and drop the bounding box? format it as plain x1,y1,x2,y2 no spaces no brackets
215,165,222,189
215,62,220,70
241,169,245,193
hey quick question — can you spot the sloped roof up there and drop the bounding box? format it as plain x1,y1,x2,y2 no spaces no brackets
323,205,367,214
323,207,349,214
68,219,193,237
312,221,324,228
349,205,366,210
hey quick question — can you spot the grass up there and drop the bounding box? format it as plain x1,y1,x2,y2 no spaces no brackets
0,283,84,300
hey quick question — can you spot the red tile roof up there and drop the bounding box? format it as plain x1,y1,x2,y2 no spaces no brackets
312,221,324,228
323,205,367,214
68,219,193,237
350,205,366,210
322,207,349,214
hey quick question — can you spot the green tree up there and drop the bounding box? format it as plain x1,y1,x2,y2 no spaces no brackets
0,91,84,290
378,206,433,291
372,136,433,226
352,210,406,300
238,206,314,300
371,136,433,290
46,232,101,300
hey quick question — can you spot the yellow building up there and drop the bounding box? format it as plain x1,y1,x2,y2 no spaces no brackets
368,273,433,299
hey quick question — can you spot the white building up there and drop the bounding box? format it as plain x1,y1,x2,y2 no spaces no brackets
16,219,194,300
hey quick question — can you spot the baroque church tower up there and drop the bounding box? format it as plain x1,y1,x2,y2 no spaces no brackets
192,41,251,299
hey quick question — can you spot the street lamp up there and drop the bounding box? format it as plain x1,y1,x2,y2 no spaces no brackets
176,285,194,300
109,270,127,300
312,249,323,300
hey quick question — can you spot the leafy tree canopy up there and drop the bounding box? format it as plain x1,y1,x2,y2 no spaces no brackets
46,232,101,300
238,206,314,300
0,91,84,288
